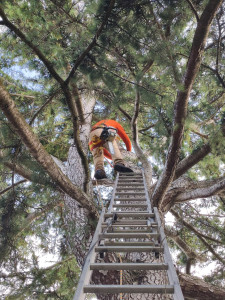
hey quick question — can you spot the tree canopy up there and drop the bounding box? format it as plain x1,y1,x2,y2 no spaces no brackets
0,0,224,299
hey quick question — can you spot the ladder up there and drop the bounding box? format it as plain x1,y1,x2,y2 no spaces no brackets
74,171,184,300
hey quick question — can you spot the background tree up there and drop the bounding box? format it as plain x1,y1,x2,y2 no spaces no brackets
0,0,224,299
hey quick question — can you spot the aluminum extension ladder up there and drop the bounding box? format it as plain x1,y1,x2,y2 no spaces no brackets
74,171,184,300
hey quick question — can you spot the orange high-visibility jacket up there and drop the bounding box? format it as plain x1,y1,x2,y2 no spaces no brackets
91,120,132,159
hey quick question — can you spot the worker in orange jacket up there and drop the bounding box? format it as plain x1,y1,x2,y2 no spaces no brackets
89,120,133,179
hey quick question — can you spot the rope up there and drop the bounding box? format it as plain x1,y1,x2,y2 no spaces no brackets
117,253,123,300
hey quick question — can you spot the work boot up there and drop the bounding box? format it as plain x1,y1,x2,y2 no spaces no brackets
114,163,133,173
94,169,107,180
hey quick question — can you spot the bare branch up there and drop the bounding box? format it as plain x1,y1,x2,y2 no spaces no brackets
152,0,223,208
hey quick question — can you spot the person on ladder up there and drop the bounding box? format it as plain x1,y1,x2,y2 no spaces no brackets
89,119,133,179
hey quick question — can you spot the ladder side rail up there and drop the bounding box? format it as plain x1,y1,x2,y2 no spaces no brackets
108,172,119,213
142,169,152,213
73,208,106,300
154,207,184,300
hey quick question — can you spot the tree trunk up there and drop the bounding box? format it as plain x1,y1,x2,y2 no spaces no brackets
64,94,97,265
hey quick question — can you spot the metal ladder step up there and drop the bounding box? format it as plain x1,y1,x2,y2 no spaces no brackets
84,285,174,294
102,224,158,229
114,198,146,201
99,232,159,238
104,241,155,246
90,263,168,270
113,204,147,208
104,212,154,218
102,220,157,226
115,192,146,196
117,183,144,186
116,187,145,191
106,229,152,233
95,246,163,252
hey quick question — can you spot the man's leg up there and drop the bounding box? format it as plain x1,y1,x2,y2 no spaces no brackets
89,129,107,179
109,139,133,173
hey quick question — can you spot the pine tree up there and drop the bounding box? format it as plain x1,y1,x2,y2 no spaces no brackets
0,0,225,299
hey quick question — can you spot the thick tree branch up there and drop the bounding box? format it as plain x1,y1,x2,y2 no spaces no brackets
152,0,223,208
178,271,225,300
174,143,211,179
175,177,225,202
65,0,116,84
0,80,98,217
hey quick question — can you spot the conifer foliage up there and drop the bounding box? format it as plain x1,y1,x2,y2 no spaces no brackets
0,0,225,299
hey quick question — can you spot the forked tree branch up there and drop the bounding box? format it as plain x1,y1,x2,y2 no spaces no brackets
152,0,223,208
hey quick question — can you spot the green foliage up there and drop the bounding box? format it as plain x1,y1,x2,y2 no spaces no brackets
0,0,225,296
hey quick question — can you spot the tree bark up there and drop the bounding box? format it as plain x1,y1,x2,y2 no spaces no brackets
178,272,225,300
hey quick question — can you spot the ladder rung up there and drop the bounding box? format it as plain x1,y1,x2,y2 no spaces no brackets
117,182,144,187
105,212,154,218
116,187,145,191
119,173,142,176
99,232,159,238
84,285,174,294
104,241,155,246
95,246,163,252
114,198,146,201
102,224,158,228
102,221,157,226
90,263,168,271
113,204,147,208
106,229,151,233
118,179,143,182
115,192,146,196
